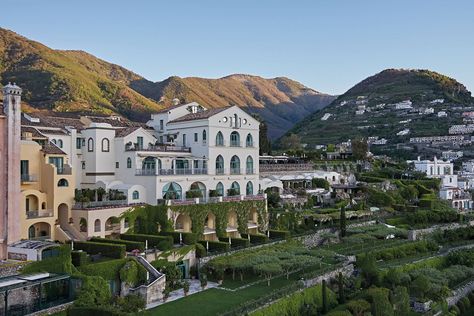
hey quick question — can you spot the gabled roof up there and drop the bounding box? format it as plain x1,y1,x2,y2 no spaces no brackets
115,126,141,137
168,106,231,124
41,142,67,155
21,126,47,139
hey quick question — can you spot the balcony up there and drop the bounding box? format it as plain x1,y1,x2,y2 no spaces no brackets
135,168,208,176
166,194,266,206
73,200,140,210
26,210,54,219
57,165,72,175
21,174,38,183
259,163,314,172
126,144,191,153
230,141,242,147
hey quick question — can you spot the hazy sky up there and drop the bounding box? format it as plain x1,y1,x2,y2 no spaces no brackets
2,0,473,95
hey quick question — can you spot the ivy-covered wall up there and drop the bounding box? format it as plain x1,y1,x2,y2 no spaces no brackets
124,200,267,239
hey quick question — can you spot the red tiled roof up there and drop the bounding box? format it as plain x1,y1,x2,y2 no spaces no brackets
41,142,67,155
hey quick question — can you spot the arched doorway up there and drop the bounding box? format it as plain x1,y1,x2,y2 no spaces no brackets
175,214,192,232
25,194,39,216
163,182,182,200
205,213,216,230
94,219,101,232
105,216,120,233
28,222,51,240
58,203,69,227
227,211,238,228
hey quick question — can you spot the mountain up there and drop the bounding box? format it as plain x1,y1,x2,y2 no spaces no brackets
0,28,334,139
287,69,474,146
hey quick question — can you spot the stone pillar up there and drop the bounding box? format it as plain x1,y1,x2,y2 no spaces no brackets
0,83,22,259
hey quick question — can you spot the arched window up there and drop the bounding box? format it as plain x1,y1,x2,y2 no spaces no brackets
162,182,182,200
142,157,156,175
51,139,57,145
230,155,240,174
216,131,224,146
94,219,101,232
127,157,132,168
132,190,139,200
230,131,240,147
87,138,94,152
246,181,253,195
57,179,69,187
58,139,63,148
101,138,110,152
202,130,207,143
216,182,224,196
246,156,254,174
215,155,224,174
229,181,240,196
246,134,253,147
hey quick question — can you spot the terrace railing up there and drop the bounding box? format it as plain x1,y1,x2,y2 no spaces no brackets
135,168,208,176
21,174,38,183
26,209,54,219
125,144,191,153
259,163,314,172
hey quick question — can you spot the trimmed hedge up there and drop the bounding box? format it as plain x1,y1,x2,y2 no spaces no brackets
78,258,127,281
198,240,230,252
218,237,250,248
241,233,269,244
71,250,88,267
268,229,291,240
159,231,197,245
120,234,173,250
195,243,207,258
90,237,145,252
68,306,127,316
72,241,125,259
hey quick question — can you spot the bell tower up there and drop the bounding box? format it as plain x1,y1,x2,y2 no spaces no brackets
0,82,22,259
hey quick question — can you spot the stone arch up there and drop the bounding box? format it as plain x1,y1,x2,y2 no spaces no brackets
205,213,216,230
105,216,120,232
58,203,69,227
28,222,51,239
188,182,206,198
175,213,192,232
227,210,238,228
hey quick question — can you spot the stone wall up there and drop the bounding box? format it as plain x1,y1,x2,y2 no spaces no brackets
303,263,354,288
446,280,474,306
129,275,166,304
408,221,474,241
0,261,28,277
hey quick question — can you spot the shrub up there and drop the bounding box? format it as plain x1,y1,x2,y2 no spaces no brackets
218,237,250,248
151,260,182,290
240,233,269,244
78,259,127,281
159,231,197,245
114,294,146,313
120,234,173,250
73,275,111,308
72,241,125,259
90,237,145,252
198,240,230,252
195,243,207,258
268,229,291,240
71,251,88,267
419,199,434,209
22,245,76,274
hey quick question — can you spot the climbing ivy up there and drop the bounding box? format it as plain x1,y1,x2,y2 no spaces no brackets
123,200,267,239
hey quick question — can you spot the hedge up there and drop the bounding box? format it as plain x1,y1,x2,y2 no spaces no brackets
218,237,250,248
90,237,145,252
68,306,127,316
198,240,230,252
72,241,125,259
357,240,438,261
71,250,88,267
195,243,207,258
78,258,127,281
120,234,173,250
268,230,291,240
419,199,434,209
241,233,269,244
159,231,197,245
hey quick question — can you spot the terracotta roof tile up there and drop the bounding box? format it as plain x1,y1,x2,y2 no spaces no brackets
41,142,67,155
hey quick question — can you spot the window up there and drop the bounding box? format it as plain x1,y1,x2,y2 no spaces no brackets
246,156,254,174
202,130,207,143
137,136,144,150
215,155,224,174
49,157,64,173
229,181,240,195
230,131,240,147
246,181,253,195
230,155,240,174
162,182,182,200
94,219,101,232
116,162,119,168
127,157,132,168
216,182,224,196
81,161,85,170
194,160,199,169
132,190,139,200
182,134,187,146
58,139,63,148
216,131,224,146
20,160,29,178
76,138,82,149
57,179,69,187
87,138,94,152
246,134,253,147
194,133,198,142
159,119,164,130
102,138,110,152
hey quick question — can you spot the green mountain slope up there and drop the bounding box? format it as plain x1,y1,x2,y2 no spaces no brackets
0,28,334,138
287,69,474,145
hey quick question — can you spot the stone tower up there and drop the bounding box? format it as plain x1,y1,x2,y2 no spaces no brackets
0,83,22,259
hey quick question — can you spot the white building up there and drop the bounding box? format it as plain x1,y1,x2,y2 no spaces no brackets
437,111,448,117
394,100,413,110
449,124,474,135
396,129,410,136
442,150,463,161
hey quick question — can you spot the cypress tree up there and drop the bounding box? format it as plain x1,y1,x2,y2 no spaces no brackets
322,279,328,313
340,207,347,238
338,272,345,303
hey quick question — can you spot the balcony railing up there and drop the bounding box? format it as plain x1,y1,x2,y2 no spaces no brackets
125,144,191,153
21,174,38,183
230,168,241,175
246,168,256,175
166,194,266,206
135,168,208,176
26,209,54,219
57,165,73,175
73,200,132,209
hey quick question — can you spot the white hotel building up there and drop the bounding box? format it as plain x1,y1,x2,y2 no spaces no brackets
22,103,263,239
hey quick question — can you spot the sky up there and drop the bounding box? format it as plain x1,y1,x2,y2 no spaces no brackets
2,0,474,95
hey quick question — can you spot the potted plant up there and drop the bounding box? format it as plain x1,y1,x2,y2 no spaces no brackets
200,274,208,290
163,287,171,302
216,269,224,285
183,280,190,296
